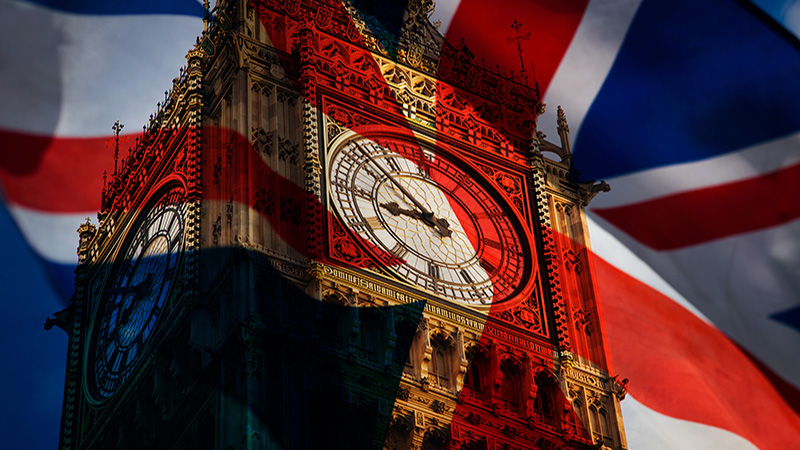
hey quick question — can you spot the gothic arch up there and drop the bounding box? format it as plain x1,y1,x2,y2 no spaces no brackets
429,331,456,390
421,427,447,450
498,355,526,414
532,370,558,425
463,344,491,401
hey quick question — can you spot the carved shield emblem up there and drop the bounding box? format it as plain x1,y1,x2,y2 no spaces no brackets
406,44,423,67
284,1,300,16
346,21,361,42
437,56,452,79
201,36,216,57
315,7,333,30
466,67,482,90
495,79,511,102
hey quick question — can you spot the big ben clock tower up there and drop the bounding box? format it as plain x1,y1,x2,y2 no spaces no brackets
56,1,627,449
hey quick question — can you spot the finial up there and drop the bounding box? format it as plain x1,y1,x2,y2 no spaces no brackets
112,120,124,176
556,105,572,160
77,217,96,235
557,105,569,134
507,20,531,85
203,0,210,31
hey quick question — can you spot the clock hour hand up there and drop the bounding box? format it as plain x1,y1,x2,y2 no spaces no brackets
353,143,453,237
107,273,154,298
111,274,155,325
380,202,453,237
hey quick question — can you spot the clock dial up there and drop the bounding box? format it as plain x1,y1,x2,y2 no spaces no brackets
328,137,530,307
87,186,187,400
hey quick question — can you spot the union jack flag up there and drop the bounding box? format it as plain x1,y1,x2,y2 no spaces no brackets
1,0,799,448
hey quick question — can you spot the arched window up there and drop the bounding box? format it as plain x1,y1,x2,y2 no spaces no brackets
392,318,419,377
463,349,488,400
421,428,446,450
429,333,455,390
533,372,555,424
589,401,611,443
320,293,350,351
430,345,451,389
359,308,384,364
384,424,410,450
499,361,523,413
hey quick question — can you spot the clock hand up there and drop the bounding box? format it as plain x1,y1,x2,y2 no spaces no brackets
380,201,422,220
116,273,155,326
380,202,453,238
107,273,153,298
353,143,452,237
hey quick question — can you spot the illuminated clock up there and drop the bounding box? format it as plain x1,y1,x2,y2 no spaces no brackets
86,185,187,400
327,135,532,308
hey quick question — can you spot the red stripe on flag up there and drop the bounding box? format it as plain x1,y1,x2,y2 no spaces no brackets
0,129,111,212
446,0,589,93
594,253,800,449
594,162,800,250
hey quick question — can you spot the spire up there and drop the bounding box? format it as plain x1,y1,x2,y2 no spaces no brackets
112,120,124,176
76,217,97,265
556,105,572,162
507,20,532,85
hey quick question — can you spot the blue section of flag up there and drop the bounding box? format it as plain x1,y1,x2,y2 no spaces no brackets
0,203,66,450
574,0,800,180
771,305,800,333
44,261,78,305
23,0,204,17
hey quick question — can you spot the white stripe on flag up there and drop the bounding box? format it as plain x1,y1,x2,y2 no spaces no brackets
0,0,202,137
589,131,800,209
540,0,644,142
621,395,759,450
8,205,90,265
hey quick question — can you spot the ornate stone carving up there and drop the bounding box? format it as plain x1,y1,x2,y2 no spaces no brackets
494,281,546,336
252,127,274,156
329,217,370,266
279,194,302,225
278,136,299,164
573,308,592,336
397,386,411,401
252,187,275,217
431,399,447,414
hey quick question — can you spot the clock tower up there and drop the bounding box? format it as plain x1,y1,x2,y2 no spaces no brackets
57,1,627,449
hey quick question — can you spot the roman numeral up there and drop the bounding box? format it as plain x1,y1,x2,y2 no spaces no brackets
362,165,381,180
480,259,497,275
482,238,502,250
475,212,501,220
390,243,409,259
417,164,431,179
353,187,372,200
365,216,384,230
460,269,474,284
386,158,402,172
332,180,349,193
428,263,440,279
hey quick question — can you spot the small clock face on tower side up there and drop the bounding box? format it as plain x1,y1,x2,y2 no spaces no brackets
87,186,187,401
328,137,531,308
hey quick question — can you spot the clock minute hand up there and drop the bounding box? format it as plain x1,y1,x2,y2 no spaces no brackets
353,143,452,237
380,202,453,238
380,202,422,220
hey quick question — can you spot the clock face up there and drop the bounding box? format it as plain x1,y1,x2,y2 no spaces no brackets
328,137,530,307
87,186,187,400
